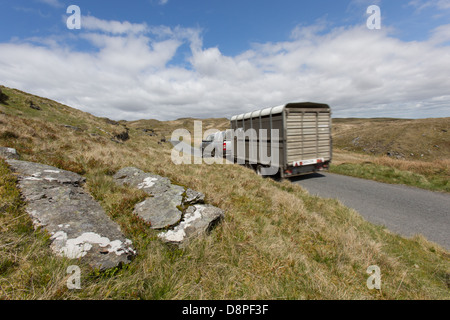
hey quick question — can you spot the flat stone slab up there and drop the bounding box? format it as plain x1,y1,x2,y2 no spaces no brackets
6,159,136,270
158,204,224,247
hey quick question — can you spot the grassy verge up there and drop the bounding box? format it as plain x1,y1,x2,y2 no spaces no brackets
330,149,450,193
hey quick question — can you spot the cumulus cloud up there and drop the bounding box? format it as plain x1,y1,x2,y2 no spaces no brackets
82,16,149,35
409,0,450,11
36,0,64,8
0,16,449,120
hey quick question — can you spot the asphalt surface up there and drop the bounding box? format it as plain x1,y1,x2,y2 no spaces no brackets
291,172,450,250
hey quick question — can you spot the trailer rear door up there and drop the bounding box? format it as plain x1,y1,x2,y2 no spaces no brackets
285,105,331,166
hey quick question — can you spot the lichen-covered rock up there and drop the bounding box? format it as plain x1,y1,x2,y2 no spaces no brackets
6,159,136,270
184,188,205,205
113,167,172,195
0,147,20,160
158,204,224,247
113,166,224,245
133,184,184,229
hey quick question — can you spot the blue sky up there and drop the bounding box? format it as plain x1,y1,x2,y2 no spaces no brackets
0,0,449,120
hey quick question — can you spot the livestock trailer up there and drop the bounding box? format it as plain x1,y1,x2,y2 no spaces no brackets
230,102,332,178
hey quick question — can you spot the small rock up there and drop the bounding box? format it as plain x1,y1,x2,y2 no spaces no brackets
110,138,123,144
64,125,82,131
29,101,41,111
0,147,20,160
351,137,360,146
158,204,224,247
184,188,205,205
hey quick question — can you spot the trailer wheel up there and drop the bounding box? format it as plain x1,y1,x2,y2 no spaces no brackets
256,165,264,177
244,162,253,169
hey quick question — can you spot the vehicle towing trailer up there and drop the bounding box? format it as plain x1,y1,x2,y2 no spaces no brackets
230,102,332,178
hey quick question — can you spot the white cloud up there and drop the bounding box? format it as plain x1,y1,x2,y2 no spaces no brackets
409,0,450,11
36,0,64,8
0,17,450,120
429,24,450,44
82,16,149,35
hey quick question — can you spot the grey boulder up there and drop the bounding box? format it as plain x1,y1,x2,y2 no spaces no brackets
113,166,224,246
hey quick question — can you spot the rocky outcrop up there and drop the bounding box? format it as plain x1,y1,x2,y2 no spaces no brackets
114,128,129,142
113,167,224,246
0,88,9,105
29,100,41,111
5,159,136,270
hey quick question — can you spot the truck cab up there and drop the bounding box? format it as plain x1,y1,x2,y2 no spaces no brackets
201,131,231,158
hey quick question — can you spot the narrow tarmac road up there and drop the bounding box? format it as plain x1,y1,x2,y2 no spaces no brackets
291,173,450,250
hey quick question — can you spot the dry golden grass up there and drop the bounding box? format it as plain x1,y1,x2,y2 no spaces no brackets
0,86,449,300
332,117,450,161
332,149,450,192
